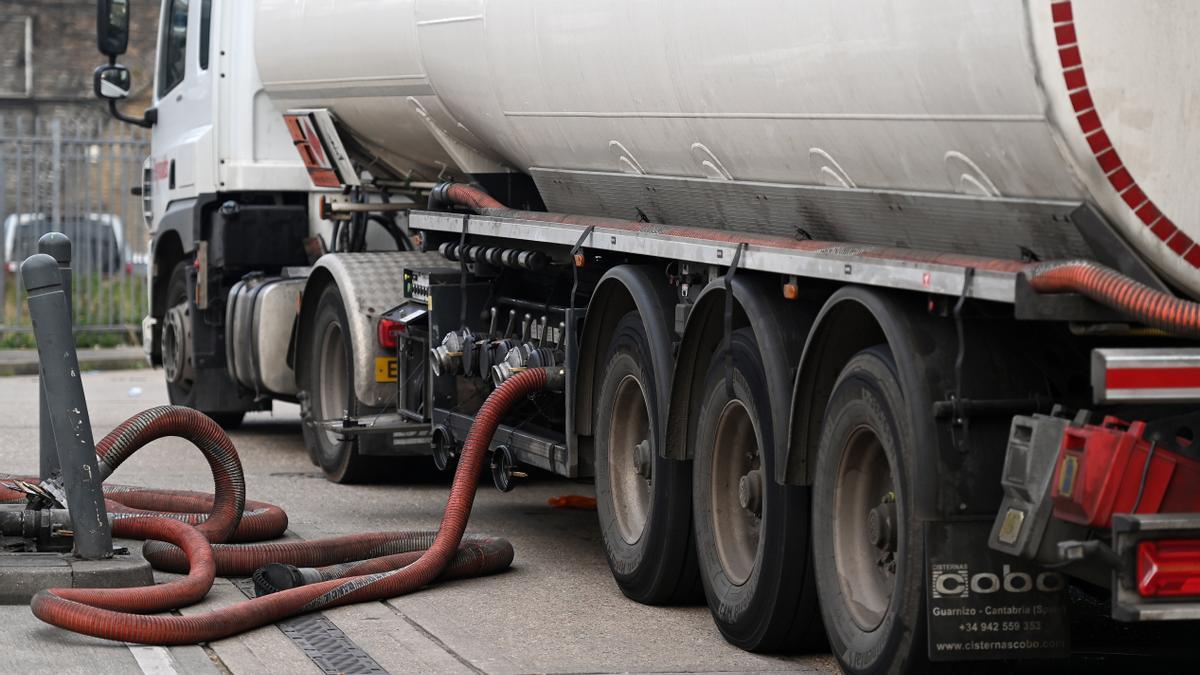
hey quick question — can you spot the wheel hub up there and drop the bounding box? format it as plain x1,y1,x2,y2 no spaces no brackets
833,425,898,632
738,468,762,516
866,498,897,552
632,439,653,480
316,320,349,452
608,374,653,545
710,400,762,586
161,302,192,385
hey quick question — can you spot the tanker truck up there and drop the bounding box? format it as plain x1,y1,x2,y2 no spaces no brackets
91,0,1200,671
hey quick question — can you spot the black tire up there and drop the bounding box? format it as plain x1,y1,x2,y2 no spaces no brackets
594,312,700,604
812,347,927,675
299,283,386,483
692,328,823,652
162,260,244,430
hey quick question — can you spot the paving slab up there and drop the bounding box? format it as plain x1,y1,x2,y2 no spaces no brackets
0,550,154,603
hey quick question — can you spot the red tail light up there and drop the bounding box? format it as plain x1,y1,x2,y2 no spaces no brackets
1137,539,1200,598
378,318,404,349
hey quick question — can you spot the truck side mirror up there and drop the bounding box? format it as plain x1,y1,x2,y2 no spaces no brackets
97,0,131,57
94,64,132,100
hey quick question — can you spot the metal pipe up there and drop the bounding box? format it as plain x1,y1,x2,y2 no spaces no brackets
503,309,517,338
21,254,112,559
319,196,412,218
37,233,71,480
496,296,572,317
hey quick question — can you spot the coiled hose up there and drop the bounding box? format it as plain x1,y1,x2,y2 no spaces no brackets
433,182,1200,339
25,367,552,644
1,406,288,543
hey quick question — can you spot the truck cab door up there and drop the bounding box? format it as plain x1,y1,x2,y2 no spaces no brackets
150,0,216,215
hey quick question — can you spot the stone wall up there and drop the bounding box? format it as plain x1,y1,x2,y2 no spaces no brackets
0,0,160,131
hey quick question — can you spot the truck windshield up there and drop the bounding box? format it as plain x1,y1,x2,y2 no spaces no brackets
158,0,189,97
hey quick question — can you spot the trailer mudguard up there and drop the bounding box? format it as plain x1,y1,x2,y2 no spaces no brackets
298,252,444,408
784,286,1046,521
663,274,810,464
574,265,676,442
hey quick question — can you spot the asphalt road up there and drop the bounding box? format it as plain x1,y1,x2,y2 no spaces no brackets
0,369,839,675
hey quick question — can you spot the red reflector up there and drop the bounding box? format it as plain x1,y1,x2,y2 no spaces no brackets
1106,367,1200,390
378,318,404,349
1137,539,1200,598
283,113,342,188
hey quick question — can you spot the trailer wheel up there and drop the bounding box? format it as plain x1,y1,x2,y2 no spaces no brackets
594,312,699,604
812,347,927,675
162,260,244,429
692,328,822,652
301,283,382,483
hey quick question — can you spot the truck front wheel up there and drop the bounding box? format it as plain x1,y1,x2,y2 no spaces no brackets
812,347,927,675
594,311,699,604
162,260,244,428
692,328,822,652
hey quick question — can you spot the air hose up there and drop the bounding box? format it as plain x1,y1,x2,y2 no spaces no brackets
431,182,1200,339
22,366,557,644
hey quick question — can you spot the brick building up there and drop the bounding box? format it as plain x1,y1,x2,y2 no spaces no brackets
0,0,159,132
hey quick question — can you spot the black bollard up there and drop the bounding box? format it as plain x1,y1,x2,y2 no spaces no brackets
36,233,72,480
21,253,112,560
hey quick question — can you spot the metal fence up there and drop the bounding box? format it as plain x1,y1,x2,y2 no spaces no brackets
0,115,149,342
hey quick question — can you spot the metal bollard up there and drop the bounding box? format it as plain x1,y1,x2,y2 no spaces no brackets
37,233,72,480
21,254,112,560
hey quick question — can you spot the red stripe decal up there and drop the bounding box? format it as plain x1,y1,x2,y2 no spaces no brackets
1107,367,1200,390
1052,1,1189,269
1085,129,1112,154
1108,167,1134,192
1168,232,1194,255
1069,89,1094,112
1121,185,1148,210
1059,46,1082,69
1135,202,1162,226
1063,67,1088,91
1151,217,1178,241
1051,1,1074,23
1095,148,1121,174
1077,110,1101,134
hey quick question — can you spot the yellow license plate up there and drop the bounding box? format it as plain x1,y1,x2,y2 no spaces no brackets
375,356,397,383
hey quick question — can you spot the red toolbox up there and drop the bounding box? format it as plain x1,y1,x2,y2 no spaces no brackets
1051,417,1200,528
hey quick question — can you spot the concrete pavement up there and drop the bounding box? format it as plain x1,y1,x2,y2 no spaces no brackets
0,369,838,674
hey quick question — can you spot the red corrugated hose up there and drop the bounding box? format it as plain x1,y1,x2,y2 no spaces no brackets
1025,260,1200,339
0,367,552,644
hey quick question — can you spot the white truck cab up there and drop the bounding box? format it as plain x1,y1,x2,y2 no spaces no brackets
96,0,319,425
146,0,309,217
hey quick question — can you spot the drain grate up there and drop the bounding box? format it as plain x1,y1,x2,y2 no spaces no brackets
232,578,389,675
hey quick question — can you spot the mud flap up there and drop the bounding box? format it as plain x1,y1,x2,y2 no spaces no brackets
926,520,1071,661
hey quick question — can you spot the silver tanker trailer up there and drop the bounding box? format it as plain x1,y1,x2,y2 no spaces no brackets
89,1,1200,671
